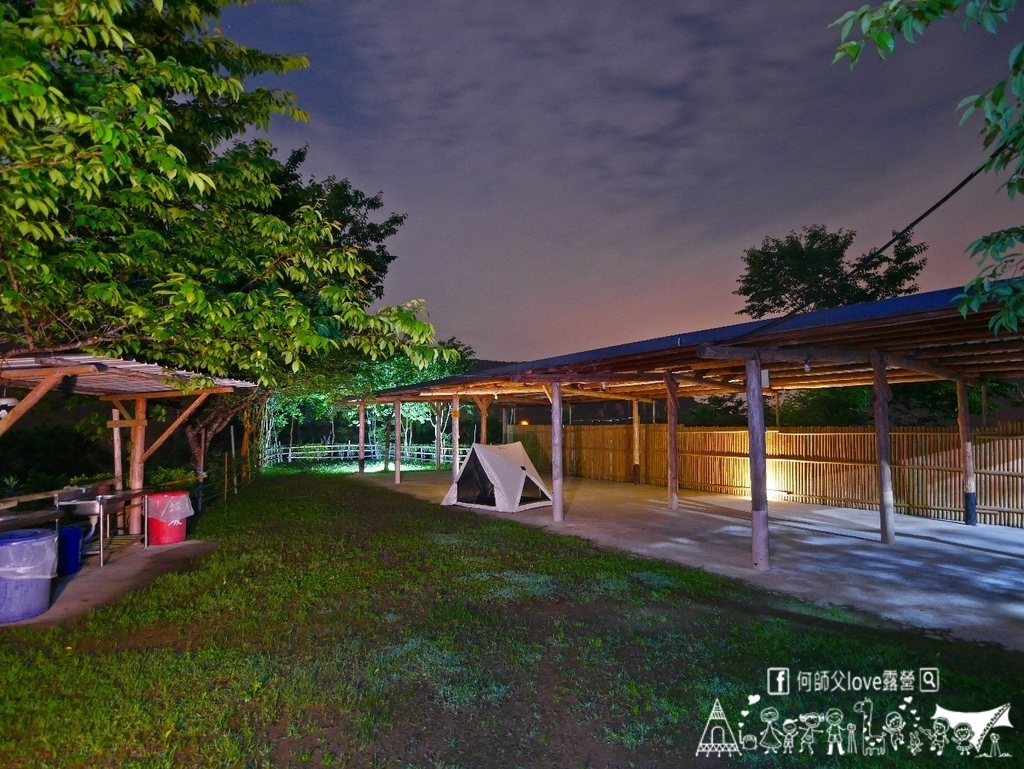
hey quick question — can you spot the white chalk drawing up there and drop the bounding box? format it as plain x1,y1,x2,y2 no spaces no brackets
854,698,886,756
695,698,740,757
696,694,1013,759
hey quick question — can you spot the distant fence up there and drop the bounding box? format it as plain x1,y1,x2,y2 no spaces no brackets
510,422,1024,528
262,442,470,469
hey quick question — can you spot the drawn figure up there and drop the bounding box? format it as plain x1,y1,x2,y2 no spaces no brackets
953,723,974,756
854,699,886,756
846,723,858,755
882,711,906,751
758,707,783,754
985,732,1009,759
825,708,845,756
920,717,950,756
907,730,924,756
781,720,798,754
799,712,823,755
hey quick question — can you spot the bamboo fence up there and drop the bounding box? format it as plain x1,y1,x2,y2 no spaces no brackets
509,422,1024,528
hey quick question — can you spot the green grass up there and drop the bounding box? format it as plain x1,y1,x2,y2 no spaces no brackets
1,471,1021,767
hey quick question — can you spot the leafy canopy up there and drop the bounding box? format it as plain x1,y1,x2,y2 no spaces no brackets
0,0,437,383
734,224,927,318
833,0,1024,331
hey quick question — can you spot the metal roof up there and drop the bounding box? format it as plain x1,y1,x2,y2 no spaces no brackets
0,354,256,398
359,286,1024,405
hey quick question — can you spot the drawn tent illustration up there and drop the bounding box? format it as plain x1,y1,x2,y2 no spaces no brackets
441,442,552,513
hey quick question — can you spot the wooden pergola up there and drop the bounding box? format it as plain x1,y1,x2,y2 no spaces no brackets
0,354,254,533
352,286,1024,571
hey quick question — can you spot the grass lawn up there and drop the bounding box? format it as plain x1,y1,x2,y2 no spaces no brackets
1,469,1021,767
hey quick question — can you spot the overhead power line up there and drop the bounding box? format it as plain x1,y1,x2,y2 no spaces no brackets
724,139,1011,346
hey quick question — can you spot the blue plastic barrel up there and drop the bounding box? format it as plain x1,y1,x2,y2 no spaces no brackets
0,529,57,623
57,525,86,577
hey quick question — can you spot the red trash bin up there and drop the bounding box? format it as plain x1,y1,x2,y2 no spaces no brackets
147,491,194,545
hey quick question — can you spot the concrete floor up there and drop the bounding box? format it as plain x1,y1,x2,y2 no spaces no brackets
360,471,1024,652
2,539,217,628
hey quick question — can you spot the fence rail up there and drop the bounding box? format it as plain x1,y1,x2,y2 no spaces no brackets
510,422,1024,528
261,442,470,468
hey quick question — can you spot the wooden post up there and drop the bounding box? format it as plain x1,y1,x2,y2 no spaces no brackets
631,400,641,485
475,397,490,445
433,403,443,471
745,357,771,571
128,398,147,535
451,395,461,479
111,408,124,491
981,383,988,429
957,380,978,526
551,381,564,522
871,351,896,544
501,407,508,445
222,451,229,501
357,403,366,473
665,374,679,510
393,400,402,484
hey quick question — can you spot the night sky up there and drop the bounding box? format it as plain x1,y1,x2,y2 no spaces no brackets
221,1,1020,361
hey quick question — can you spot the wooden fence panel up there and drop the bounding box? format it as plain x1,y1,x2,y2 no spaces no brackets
509,422,1024,528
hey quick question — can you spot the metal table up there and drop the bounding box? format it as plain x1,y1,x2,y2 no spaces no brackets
55,489,150,567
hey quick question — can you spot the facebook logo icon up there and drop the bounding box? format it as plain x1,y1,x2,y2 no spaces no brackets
767,667,790,696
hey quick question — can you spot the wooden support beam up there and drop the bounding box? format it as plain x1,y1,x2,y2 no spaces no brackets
394,400,402,485
699,344,869,365
957,381,978,526
551,381,564,523
100,387,234,401
0,364,100,380
141,392,211,462
433,402,443,471
872,352,896,544
110,399,133,421
472,396,490,445
665,374,679,510
129,398,146,534
631,400,641,485
698,344,977,385
105,419,147,429
674,372,748,394
501,407,508,445
0,373,64,438
357,403,366,473
112,408,124,491
560,385,655,403
451,395,461,479
745,357,771,571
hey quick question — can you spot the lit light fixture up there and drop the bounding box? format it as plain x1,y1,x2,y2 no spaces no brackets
803,357,812,374
520,420,529,426
0,389,19,420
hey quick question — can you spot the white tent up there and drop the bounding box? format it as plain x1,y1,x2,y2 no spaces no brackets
441,442,552,513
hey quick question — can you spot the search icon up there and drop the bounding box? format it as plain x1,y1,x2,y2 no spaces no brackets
920,667,940,692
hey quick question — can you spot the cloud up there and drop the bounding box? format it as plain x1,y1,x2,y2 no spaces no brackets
222,0,1021,359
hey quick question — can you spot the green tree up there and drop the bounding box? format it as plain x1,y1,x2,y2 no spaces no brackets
734,224,928,318
270,146,405,304
1,0,436,383
833,0,1024,330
